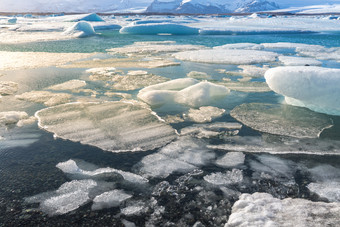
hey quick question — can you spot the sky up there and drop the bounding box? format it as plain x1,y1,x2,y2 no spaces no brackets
1,0,340,13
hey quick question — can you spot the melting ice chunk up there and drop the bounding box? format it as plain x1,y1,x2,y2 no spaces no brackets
57,159,148,184
136,137,215,178
92,190,132,210
204,169,243,186
215,152,245,168
265,66,340,115
226,192,340,227
36,101,177,152
230,103,333,138
63,21,96,38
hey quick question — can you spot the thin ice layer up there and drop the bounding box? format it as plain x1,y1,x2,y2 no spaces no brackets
265,66,340,115
136,137,215,178
35,101,177,152
173,49,278,65
225,192,340,227
230,103,333,138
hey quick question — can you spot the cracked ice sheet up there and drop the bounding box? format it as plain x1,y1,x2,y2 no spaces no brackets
136,137,215,179
225,192,340,227
230,103,333,138
208,135,340,155
35,101,177,152
173,49,278,65
0,51,94,71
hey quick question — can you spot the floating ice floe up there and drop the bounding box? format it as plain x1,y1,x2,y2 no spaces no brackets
296,46,340,61
186,71,211,79
119,23,199,35
63,57,180,69
138,79,230,108
237,65,269,78
0,81,18,95
16,91,71,106
92,190,132,210
0,51,93,70
47,79,86,91
107,41,204,56
0,111,28,126
214,43,264,50
136,137,215,178
225,192,340,227
185,106,225,123
204,169,243,186
180,122,242,139
215,152,245,168
63,21,96,38
110,73,169,91
35,101,177,152
92,23,122,31
219,81,271,93
307,165,340,202
278,56,322,66
265,66,340,115
209,135,340,155
57,159,148,184
230,103,333,138
87,67,120,81
25,179,99,216
173,49,278,65
261,42,322,50
8,18,17,24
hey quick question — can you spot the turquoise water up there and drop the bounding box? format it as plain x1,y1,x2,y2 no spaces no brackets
1,29,340,226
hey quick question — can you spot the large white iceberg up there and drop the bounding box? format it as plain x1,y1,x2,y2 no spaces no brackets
265,66,340,115
63,21,96,38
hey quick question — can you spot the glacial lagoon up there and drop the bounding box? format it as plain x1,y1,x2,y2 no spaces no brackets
1,14,340,226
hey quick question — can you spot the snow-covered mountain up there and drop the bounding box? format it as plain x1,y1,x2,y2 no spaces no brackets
146,0,280,14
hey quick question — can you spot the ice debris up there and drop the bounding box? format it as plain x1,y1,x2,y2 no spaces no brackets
185,106,225,123
204,169,243,186
173,49,278,65
92,190,132,210
265,66,340,115
136,137,215,178
0,81,18,95
230,103,333,138
225,192,340,227
181,122,242,139
35,101,177,152
47,79,86,90
16,91,71,106
56,159,148,184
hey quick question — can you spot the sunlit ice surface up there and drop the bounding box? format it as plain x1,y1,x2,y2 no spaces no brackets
1,13,340,226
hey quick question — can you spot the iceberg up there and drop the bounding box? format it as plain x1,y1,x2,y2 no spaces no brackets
69,13,104,22
265,66,340,115
63,21,96,38
120,23,199,35
35,101,177,152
